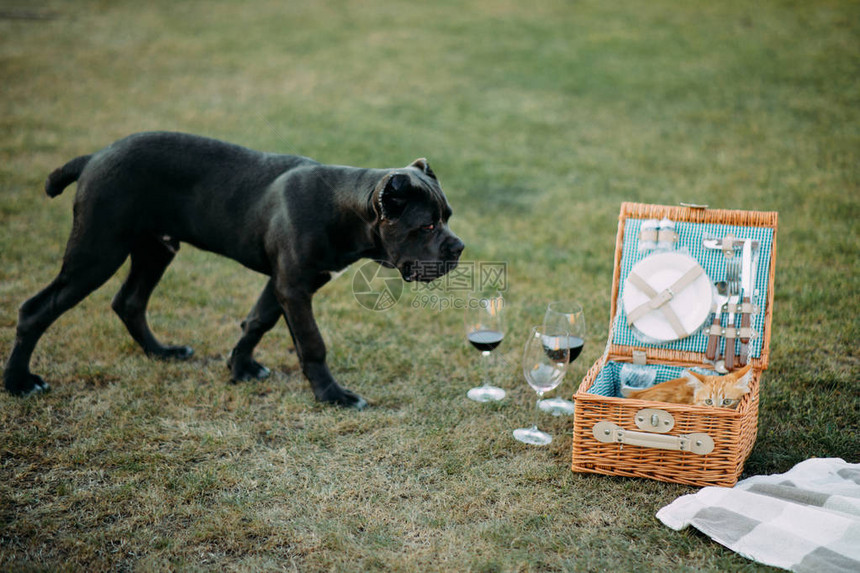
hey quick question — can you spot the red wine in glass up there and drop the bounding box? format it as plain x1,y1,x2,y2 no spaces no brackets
564,335,585,362
464,292,506,402
542,335,584,363
468,330,504,352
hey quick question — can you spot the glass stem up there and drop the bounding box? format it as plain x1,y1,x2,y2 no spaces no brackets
533,392,543,429
482,350,491,387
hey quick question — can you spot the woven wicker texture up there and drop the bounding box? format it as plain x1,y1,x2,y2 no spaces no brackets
572,202,777,488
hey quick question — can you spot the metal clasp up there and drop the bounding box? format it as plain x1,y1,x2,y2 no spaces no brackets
635,409,675,433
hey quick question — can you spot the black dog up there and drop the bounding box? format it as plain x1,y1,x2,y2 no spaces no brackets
4,132,464,408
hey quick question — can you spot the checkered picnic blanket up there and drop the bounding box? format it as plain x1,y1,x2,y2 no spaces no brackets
657,458,860,572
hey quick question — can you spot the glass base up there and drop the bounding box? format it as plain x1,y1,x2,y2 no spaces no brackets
513,425,552,445
538,397,576,417
467,385,506,402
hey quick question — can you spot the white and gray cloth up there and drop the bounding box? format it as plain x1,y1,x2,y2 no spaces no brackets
657,458,860,572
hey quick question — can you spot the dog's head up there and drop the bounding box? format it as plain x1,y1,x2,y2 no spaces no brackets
372,159,464,282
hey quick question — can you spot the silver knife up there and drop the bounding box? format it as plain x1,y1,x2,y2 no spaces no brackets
738,240,756,366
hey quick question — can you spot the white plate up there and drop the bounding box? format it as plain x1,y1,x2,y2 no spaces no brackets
622,252,713,343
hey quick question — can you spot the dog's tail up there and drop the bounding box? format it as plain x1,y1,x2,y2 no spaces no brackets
45,154,93,198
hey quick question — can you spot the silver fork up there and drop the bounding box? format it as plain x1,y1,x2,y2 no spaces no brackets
723,255,742,371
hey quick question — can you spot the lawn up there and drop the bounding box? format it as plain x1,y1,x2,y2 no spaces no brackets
1,0,857,571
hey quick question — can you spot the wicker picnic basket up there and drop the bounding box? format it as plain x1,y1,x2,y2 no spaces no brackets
572,202,778,487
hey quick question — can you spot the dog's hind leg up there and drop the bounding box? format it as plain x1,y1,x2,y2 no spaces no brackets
111,235,193,361
4,243,129,396
228,279,282,381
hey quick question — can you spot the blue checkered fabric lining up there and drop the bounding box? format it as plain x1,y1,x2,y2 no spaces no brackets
613,219,774,357
590,361,694,398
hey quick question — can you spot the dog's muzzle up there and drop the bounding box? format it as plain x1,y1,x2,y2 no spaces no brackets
400,237,465,283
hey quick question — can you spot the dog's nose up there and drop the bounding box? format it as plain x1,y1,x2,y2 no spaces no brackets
448,237,465,259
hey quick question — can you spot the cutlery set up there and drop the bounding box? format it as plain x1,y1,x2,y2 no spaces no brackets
703,235,759,372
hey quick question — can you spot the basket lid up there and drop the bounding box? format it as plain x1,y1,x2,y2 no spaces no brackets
607,202,778,370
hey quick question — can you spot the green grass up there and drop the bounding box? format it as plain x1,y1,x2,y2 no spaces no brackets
1,0,858,570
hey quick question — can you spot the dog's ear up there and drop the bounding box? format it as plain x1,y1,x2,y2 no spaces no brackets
409,158,436,180
377,172,412,220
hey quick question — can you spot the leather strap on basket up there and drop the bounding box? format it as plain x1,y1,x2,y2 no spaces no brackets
640,228,658,243
722,234,737,258
626,265,704,338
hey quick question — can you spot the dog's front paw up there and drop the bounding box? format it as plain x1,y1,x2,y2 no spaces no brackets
317,384,368,410
5,372,51,397
147,345,194,361
228,353,271,382
348,393,369,410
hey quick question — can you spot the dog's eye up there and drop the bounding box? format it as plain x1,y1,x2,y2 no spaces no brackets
421,223,436,232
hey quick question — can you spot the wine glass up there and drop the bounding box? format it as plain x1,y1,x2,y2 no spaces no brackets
464,291,507,402
538,301,586,416
513,325,569,445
